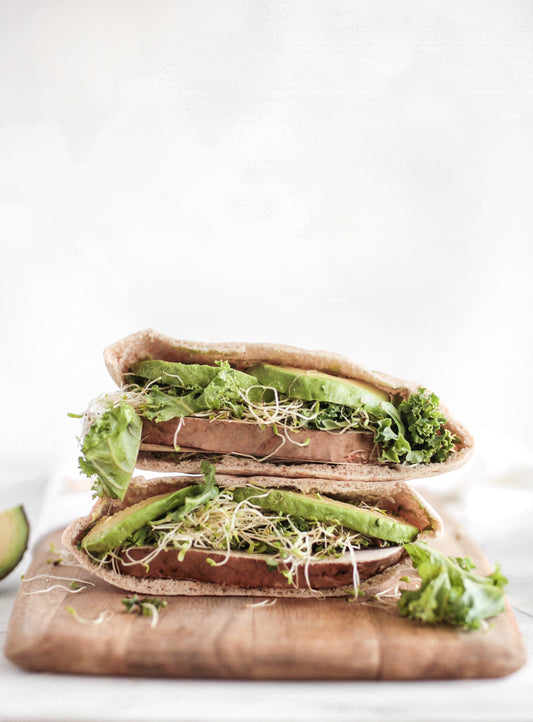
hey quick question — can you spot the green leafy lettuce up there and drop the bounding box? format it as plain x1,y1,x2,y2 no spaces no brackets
122,594,167,617
399,542,508,630
78,400,142,500
126,461,220,547
166,460,219,521
135,360,262,421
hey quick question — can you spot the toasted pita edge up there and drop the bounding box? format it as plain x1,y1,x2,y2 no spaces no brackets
134,445,473,482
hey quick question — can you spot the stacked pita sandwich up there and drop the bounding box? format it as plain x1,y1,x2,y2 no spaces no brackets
63,329,475,601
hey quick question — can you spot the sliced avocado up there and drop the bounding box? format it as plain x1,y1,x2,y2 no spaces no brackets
133,359,264,420
0,505,30,580
247,363,389,407
82,484,206,553
232,487,419,544
133,359,258,393
133,360,220,388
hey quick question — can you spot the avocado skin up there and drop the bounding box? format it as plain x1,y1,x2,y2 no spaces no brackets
0,505,30,580
82,484,205,553
246,363,389,407
232,487,419,544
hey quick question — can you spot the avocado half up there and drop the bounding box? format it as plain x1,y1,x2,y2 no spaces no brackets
0,505,30,580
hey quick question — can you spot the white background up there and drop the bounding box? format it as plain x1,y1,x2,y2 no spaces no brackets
1,0,532,471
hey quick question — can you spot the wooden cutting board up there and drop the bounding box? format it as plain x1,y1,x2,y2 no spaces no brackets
4,516,527,680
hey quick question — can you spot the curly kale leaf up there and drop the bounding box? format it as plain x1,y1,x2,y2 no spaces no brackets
399,542,508,630
291,388,456,465
78,400,142,500
302,388,459,465
398,388,459,463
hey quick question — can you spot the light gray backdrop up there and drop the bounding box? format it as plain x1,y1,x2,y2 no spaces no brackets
1,1,532,470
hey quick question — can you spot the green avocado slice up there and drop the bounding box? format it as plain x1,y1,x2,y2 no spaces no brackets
232,487,419,544
133,359,259,394
82,484,207,553
246,363,406,438
0,505,30,580
133,359,263,421
133,360,220,388
246,363,389,407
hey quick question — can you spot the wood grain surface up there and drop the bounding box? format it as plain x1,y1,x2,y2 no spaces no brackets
4,517,527,680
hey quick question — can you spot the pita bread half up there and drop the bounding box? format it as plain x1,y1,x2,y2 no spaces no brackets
61,473,442,598
103,328,474,482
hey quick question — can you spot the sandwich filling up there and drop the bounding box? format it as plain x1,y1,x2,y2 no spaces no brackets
80,463,420,594
76,359,459,500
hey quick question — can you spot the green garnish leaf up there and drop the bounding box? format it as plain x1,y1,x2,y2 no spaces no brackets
166,461,219,521
453,556,476,572
78,399,142,500
399,542,508,630
122,593,167,614
122,594,167,628
136,360,261,422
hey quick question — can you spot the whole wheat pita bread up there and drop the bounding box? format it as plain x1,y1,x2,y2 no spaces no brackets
103,329,474,482
62,473,442,597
